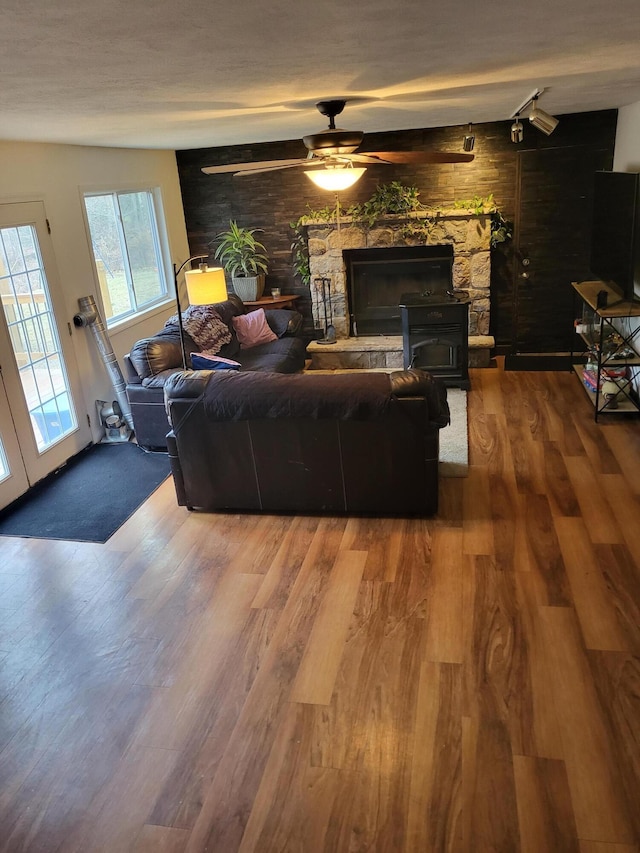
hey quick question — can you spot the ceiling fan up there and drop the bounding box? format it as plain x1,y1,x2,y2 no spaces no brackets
201,99,474,187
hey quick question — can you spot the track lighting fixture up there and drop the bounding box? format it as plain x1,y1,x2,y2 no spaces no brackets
463,123,475,152
509,88,559,140
511,115,524,143
528,96,559,136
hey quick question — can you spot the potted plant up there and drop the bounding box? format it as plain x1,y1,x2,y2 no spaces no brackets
213,220,269,301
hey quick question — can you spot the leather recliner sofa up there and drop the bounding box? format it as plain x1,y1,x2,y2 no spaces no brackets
164,367,450,516
123,294,306,451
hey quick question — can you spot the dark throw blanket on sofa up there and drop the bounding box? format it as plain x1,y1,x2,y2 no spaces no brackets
200,370,393,421
164,368,450,427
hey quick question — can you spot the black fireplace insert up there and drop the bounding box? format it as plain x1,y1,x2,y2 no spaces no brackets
345,245,454,336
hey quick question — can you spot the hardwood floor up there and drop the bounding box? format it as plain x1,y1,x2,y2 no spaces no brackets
0,363,638,852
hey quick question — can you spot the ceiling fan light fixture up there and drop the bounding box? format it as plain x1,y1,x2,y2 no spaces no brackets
305,165,366,191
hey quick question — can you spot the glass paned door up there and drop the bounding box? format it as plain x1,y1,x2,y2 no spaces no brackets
0,372,29,507
0,223,77,451
0,202,92,506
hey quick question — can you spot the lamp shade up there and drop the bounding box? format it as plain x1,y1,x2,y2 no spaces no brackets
184,266,227,305
305,166,366,191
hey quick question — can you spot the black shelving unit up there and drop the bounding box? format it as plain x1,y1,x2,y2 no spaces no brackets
571,281,640,421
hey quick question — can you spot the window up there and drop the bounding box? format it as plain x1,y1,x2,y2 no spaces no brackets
84,189,169,326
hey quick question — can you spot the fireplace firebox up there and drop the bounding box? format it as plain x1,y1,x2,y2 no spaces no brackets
400,294,470,388
345,245,454,336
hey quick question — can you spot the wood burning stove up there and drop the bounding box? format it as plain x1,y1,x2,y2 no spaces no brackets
400,294,470,389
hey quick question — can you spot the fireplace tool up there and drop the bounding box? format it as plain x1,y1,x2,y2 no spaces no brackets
314,277,337,345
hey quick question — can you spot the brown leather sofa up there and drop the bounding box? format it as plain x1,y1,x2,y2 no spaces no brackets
124,295,306,451
164,368,450,516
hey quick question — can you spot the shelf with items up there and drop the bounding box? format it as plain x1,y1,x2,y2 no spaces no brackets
571,281,640,421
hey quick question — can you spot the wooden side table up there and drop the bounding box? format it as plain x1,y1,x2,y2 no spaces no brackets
243,294,300,312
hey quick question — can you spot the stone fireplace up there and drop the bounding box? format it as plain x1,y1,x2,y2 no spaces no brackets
305,210,494,369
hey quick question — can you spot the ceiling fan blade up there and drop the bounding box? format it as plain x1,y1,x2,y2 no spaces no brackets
359,151,475,164
229,161,320,176
202,158,309,175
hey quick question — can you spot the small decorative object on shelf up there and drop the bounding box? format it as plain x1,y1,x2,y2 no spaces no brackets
571,281,640,421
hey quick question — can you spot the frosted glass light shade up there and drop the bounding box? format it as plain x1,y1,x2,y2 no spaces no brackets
185,266,227,305
305,166,366,191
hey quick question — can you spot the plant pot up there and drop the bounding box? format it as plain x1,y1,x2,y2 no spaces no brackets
232,275,265,302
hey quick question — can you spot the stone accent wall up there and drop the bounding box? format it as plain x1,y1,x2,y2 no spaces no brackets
307,211,491,339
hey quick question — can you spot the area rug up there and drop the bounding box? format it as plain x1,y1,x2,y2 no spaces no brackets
0,442,170,543
439,388,468,477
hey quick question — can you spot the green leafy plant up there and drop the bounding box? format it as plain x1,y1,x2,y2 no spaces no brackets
489,210,513,246
400,214,440,243
212,220,269,278
290,183,511,283
290,222,311,285
452,194,512,246
348,181,424,227
452,193,496,215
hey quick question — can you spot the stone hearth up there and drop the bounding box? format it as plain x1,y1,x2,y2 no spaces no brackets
305,209,494,368
307,334,494,370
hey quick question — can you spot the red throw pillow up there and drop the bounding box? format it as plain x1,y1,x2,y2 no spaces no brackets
232,309,278,349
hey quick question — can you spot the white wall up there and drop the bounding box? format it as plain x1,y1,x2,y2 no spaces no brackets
613,101,640,172
0,140,190,442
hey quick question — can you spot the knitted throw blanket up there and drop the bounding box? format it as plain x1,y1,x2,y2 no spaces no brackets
166,305,232,355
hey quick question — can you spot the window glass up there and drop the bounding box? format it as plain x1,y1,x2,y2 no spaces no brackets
84,190,168,325
0,223,77,452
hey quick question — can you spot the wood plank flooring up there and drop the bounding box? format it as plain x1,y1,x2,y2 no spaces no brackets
0,363,638,852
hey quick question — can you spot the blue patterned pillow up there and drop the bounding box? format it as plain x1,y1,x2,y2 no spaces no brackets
190,353,241,371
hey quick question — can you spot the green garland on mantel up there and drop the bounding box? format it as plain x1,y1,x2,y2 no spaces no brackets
289,181,512,286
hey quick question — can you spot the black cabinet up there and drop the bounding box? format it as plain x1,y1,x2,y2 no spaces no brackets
571,281,640,421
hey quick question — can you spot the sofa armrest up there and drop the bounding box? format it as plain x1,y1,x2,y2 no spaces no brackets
123,353,142,385
163,370,214,432
390,369,450,428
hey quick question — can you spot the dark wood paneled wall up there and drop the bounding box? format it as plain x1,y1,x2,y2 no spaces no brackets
176,110,617,347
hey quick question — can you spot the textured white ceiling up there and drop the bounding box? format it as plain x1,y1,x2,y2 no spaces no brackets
2,0,640,150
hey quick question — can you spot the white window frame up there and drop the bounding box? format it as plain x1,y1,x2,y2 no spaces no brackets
82,186,172,329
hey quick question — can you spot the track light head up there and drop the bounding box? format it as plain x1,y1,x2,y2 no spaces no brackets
510,89,559,137
528,97,559,135
511,116,524,144
463,122,475,152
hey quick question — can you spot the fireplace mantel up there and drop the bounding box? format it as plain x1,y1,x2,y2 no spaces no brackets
306,210,491,339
